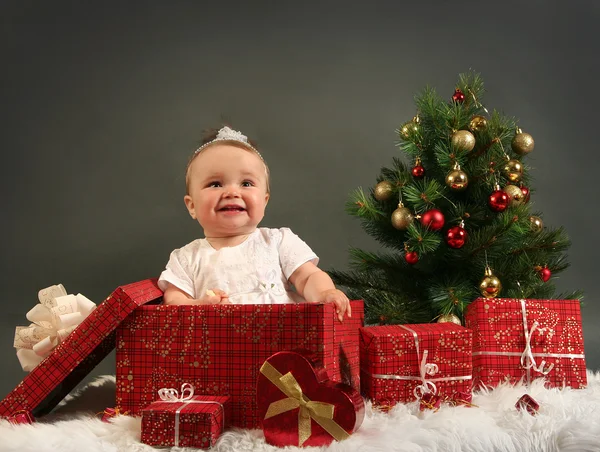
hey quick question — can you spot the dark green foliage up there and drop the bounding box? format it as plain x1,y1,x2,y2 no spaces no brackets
330,72,579,325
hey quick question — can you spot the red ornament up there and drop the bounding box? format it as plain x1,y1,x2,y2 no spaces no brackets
515,394,539,415
405,251,419,265
539,267,552,282
257,350,364,447
446,225,467,249
520,185,531,203
452,88,465,103
488,189,510,212
412,164,425,178
7,410,34,425
419,392,442,412
101,407,120,423
420,209,445,231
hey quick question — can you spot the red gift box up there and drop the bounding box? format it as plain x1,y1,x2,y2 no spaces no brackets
0,279,161,419
115,301,364,429
360,324,473,408
464,298,587,389
141,385,230,449
257,350,364,447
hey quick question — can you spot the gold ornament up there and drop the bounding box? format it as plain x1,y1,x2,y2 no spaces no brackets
391,203,414,230
437,314,462,325
469,115,488,132
399,116,420,140
451,130,476,152
503,159,523,182
504,184,525,206
374,181,395,201
479,266,502,298
445,165,469,191
529,215,544,233
511,128,535,155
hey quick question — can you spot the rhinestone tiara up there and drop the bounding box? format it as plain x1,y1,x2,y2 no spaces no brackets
194,126,264,161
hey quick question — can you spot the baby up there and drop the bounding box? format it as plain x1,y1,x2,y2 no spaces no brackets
158,126,351,321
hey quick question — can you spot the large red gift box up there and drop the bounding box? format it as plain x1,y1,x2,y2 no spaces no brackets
464,298,587,389
116,301,364,428
360,324,473,408
257,350,364,448
141,389,230,449
0,279,160,418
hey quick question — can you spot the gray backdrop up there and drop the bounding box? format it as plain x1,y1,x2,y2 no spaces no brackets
2,1,599,401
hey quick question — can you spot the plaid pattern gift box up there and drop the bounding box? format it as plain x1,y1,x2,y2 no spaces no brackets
141,384,230,449
0,279,161,419
116,301,363,429
360,324,473,408
464,298,587,389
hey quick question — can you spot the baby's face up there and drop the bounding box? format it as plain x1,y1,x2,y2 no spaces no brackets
185,144,270,238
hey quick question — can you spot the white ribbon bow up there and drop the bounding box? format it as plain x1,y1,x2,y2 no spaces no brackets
413,349,439,399
520,320,554,375
158,383,195,402
13,284,96,371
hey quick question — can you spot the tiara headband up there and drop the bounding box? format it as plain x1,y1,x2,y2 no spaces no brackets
194,126,264,161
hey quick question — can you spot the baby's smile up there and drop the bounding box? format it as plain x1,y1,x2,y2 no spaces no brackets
218,204,246,213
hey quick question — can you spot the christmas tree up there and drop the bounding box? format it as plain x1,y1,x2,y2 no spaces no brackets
330,72,582,326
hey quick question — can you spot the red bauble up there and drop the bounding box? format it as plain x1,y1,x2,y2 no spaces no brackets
405,251,419,264
446,225,467,249
420,209,445,231
412,164,425,178
539,267,552,282
488,189,510,212
521,185,531,203
452,88,465,103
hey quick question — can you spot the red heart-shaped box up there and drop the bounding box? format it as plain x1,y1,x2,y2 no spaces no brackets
257,350,364,447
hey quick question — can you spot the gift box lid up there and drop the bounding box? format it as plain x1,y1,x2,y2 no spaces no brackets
0,279,162,418
360,323,473,376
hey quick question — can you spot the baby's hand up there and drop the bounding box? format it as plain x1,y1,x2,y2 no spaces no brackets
317,289,351,322
198,289,230,305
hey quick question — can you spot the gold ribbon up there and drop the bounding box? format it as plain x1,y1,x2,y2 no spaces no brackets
260,360,350,446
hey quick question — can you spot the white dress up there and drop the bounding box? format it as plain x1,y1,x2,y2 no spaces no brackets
157,227,319,304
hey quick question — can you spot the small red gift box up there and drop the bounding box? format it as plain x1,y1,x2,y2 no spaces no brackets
116,301,363,429
515,394,539,415
360,324,473,408
141,384,230,449
257,351,364,447
464,298,587,389
1,280,160,419
7,410,35,424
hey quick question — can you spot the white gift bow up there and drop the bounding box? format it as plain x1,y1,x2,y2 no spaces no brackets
13,284,96,371
399,325,439,399
156,384,225,447
520,300,554,377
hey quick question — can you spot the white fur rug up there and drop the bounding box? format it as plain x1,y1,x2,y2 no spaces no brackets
1,372,600,452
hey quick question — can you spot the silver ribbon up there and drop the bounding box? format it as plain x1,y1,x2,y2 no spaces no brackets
156,383,225,447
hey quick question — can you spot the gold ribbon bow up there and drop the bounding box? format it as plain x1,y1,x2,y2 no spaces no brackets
260,361,350,446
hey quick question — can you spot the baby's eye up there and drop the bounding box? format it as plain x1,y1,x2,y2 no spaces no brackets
241,180,255,187
208,181,221,188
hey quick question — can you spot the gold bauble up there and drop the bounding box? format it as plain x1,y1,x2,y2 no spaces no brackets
512,129,535,155
479,267,502,298
529,215,544,233
469,115,488,132
437,314,462,325
399,118,420,140
451,130,476,152
504,184,525,206
503,159,523,182
445,168,469,191
391,205,414,230
374,181,395,201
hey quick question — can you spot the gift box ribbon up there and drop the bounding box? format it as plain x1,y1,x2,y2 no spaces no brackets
13,284,96,371
259,360,350,446
156,383,224,447
363,325,472,400
472,299,586,384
